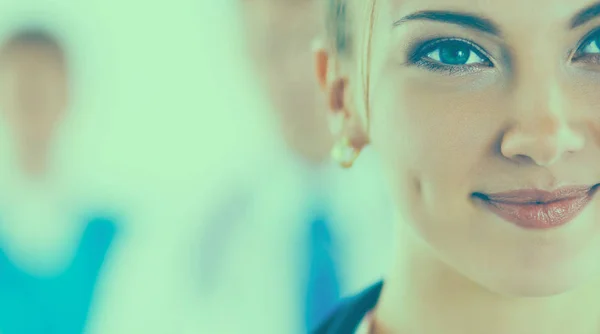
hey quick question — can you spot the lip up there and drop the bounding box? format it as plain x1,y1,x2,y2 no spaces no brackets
474,185,599,230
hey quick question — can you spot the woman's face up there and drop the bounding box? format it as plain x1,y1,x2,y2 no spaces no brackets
325,0,600,297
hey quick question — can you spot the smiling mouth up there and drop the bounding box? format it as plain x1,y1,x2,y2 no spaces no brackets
472,184,600,229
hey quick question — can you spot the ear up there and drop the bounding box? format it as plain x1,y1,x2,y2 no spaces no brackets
312,37,369,163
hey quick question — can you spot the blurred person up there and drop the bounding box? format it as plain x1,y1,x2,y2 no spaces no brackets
314,0,600,333
239,2,343,331
0,27,118,334
195,1,394,332
0,2,290,333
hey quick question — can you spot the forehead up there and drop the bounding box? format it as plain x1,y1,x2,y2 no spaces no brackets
1,43,64,69
387,0,594,28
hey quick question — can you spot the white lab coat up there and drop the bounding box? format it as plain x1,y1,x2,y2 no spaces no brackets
198,132,394,333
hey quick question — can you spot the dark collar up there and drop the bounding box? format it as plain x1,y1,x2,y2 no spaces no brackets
312,280,384,334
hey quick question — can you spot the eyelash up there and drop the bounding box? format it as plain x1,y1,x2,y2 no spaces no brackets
408,29,600,76
408,38,492,75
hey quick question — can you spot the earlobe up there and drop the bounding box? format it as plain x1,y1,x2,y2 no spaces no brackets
329,78,346,112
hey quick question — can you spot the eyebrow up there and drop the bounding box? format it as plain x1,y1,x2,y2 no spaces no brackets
394,2,600,36
571,1,600,29
393,11,501,36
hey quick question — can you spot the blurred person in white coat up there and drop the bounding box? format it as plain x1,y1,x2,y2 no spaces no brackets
0,16,120,333
0,1,269,332
191,1,395,333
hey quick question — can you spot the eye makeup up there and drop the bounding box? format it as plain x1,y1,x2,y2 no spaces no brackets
405,37,493,76
396,23,600,78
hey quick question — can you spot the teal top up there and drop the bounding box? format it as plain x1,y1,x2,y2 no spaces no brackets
0,216,117,334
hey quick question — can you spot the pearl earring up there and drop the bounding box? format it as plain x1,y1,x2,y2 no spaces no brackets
331,137,360,168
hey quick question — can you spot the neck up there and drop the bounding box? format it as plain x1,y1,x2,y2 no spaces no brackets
373,232,600,334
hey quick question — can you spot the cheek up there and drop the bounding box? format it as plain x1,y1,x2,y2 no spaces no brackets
367,69,600,294
6,88,65,140
368,73,513,267
370,74,500,207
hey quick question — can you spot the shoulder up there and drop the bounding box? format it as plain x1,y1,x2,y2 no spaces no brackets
311,280,384,334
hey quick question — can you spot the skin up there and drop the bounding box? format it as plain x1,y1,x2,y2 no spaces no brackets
0,41,68,178
240,0,333,164
315,0,600,333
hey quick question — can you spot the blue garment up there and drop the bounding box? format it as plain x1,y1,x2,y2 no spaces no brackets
304,205,342,332
0,216,117,334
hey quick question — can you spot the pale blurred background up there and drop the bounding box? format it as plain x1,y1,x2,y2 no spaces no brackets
0,0,394,333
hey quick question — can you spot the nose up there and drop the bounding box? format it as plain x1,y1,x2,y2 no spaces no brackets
500,84,585,167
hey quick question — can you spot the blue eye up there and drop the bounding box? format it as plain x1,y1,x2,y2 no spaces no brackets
572,28,600,64
409,38,493,75
578,32,600,55
426,40,487,65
